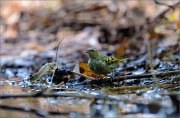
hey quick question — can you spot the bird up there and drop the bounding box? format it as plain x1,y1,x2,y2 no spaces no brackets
86,48,128,76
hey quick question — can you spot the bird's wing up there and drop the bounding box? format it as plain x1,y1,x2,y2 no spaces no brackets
101,56,129,66
101,56,119,66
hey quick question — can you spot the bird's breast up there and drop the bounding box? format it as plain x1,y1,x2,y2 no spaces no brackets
88,59,113,74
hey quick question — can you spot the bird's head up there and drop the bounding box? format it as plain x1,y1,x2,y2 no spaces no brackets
86,48,100,58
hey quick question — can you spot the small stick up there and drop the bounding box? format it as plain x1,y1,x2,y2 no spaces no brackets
50,37,64,83
55,37,64,66
72,70,180,86
154,0,175,9
113,70,180,82
86,70,180,84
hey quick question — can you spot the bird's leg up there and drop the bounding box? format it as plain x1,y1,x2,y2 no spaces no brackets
111,70,115,86
117,74,120,87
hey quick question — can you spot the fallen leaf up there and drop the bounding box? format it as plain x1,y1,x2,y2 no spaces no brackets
73,62,104,78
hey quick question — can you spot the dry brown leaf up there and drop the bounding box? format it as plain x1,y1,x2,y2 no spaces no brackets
79,62,91,73
75,62,104,78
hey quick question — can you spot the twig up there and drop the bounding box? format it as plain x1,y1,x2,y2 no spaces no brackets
55,37,64,65
149,1,179,26
113,70,180,81
51,37,64,83
0,91,116,101
0,104,78,117
73,70,180,85
145,36,158,86
154,0,175,9
88,70,180,84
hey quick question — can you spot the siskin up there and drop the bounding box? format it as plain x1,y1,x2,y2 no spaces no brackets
86,48,128,75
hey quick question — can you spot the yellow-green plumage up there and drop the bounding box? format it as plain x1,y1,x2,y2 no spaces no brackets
86,48,128,75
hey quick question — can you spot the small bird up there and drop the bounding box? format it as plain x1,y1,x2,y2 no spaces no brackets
86,48,128,75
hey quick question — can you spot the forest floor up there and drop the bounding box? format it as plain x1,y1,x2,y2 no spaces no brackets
0,1,180,118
